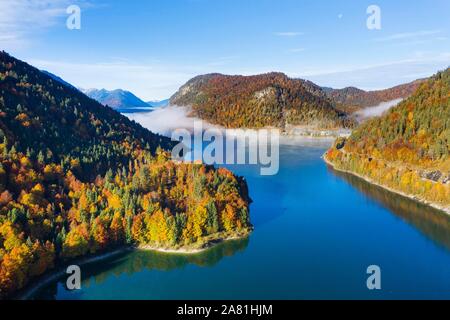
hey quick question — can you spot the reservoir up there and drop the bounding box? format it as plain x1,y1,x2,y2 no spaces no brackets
32,139,450,299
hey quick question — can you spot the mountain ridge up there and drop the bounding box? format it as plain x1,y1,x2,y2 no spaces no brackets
169,72,428,131
40,71,79,91
170,72,355,131
324,79,426,113
81,88,151,110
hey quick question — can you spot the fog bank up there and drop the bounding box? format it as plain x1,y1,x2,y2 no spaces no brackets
124,106,334,148
355,98,403,121
124,106,214,137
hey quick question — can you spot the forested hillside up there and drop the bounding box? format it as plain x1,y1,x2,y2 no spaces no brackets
170,72,355,130
0,52,252,298
325,68,450,211
0,51,172,179
325,79,424,113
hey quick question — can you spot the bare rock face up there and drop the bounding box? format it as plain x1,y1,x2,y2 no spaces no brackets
421,170,443,182
253,87,276,100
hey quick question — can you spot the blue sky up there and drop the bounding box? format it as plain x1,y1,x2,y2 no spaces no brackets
1,0,449,100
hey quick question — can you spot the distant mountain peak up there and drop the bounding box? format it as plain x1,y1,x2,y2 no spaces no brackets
80,88,151,110
147,99,169,108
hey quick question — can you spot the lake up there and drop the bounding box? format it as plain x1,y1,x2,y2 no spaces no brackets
31,138,450,299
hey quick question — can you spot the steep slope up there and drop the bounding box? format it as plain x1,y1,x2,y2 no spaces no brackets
0,53,170,180
0,52,252,298
170,72,355,131
325,79,425,113
41,71,79,91
325,68,450,213
82,88,151,110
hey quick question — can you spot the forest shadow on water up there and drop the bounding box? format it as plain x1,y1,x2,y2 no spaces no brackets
329,167,450,252
34,237,250,300
30,142,450,300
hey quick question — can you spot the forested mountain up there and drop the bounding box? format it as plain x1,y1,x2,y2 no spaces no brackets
325,79,425,113
0,53,170,179
325,68,450,212
82,88,151,110
0,51,252,298
170,72,355,130
41,71,79,92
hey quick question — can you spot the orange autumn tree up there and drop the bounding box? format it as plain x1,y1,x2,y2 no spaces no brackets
0,50,252,299
325,68,450,210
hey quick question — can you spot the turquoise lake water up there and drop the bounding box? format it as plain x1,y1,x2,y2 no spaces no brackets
32,142,450,299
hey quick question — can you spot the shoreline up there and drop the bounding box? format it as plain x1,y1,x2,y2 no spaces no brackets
14,231,251,300
15,247,131,300
122,107,351,139
323,154,450,216
138,232,251,254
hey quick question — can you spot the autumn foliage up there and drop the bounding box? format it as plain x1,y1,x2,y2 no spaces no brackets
0,52,252,299
325,79,425,113
170,73,355,130
326,68,450,210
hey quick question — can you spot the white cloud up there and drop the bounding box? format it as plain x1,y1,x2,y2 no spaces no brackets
29,55,255,100
0,0,90,50
29,58,196,101
28,51,450,101
373,30,441,42
274,32,303,37
298,55,450,90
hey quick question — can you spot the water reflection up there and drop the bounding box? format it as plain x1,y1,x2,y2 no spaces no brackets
35,237,250,300
329,167,450,251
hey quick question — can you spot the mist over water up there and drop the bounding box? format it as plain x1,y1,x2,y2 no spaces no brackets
124,106,334,149
355,98,403,121
124,106,215,136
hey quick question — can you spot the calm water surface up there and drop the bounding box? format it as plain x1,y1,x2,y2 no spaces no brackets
33,141,450,299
